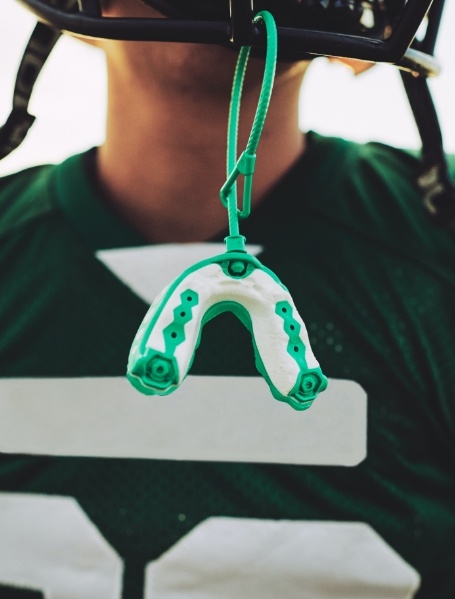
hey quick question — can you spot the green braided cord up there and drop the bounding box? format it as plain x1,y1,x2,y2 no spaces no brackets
227,45,250,237
221,11,278,246
245,12,278,154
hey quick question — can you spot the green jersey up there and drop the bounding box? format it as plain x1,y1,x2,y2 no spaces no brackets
0,133,453,598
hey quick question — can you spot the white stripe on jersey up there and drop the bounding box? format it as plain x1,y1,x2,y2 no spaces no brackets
0,376,366,464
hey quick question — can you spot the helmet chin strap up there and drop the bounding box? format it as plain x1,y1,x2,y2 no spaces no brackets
0,22,61,160
0,0,79,160
401,71,455,232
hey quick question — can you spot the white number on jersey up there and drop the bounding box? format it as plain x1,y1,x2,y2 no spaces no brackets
0,495,419,599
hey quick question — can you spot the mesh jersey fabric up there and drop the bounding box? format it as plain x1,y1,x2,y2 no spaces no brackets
0,132,454,598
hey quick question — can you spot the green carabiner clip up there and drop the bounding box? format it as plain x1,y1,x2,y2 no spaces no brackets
127,11,328,410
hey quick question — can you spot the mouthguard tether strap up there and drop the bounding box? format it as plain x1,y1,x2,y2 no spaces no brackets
127,12,328,409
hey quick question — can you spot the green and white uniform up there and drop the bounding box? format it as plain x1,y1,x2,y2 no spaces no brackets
0,133,453,598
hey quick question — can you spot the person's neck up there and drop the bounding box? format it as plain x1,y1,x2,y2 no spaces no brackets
96,61,307,243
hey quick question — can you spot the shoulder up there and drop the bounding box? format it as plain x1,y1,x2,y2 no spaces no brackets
305,134,455,262
0,163,56,240
311,134,422,202
303,133,424,215
350,137,455,179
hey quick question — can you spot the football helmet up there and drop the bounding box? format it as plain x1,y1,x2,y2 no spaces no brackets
10,0,444,71
2,0,454,229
